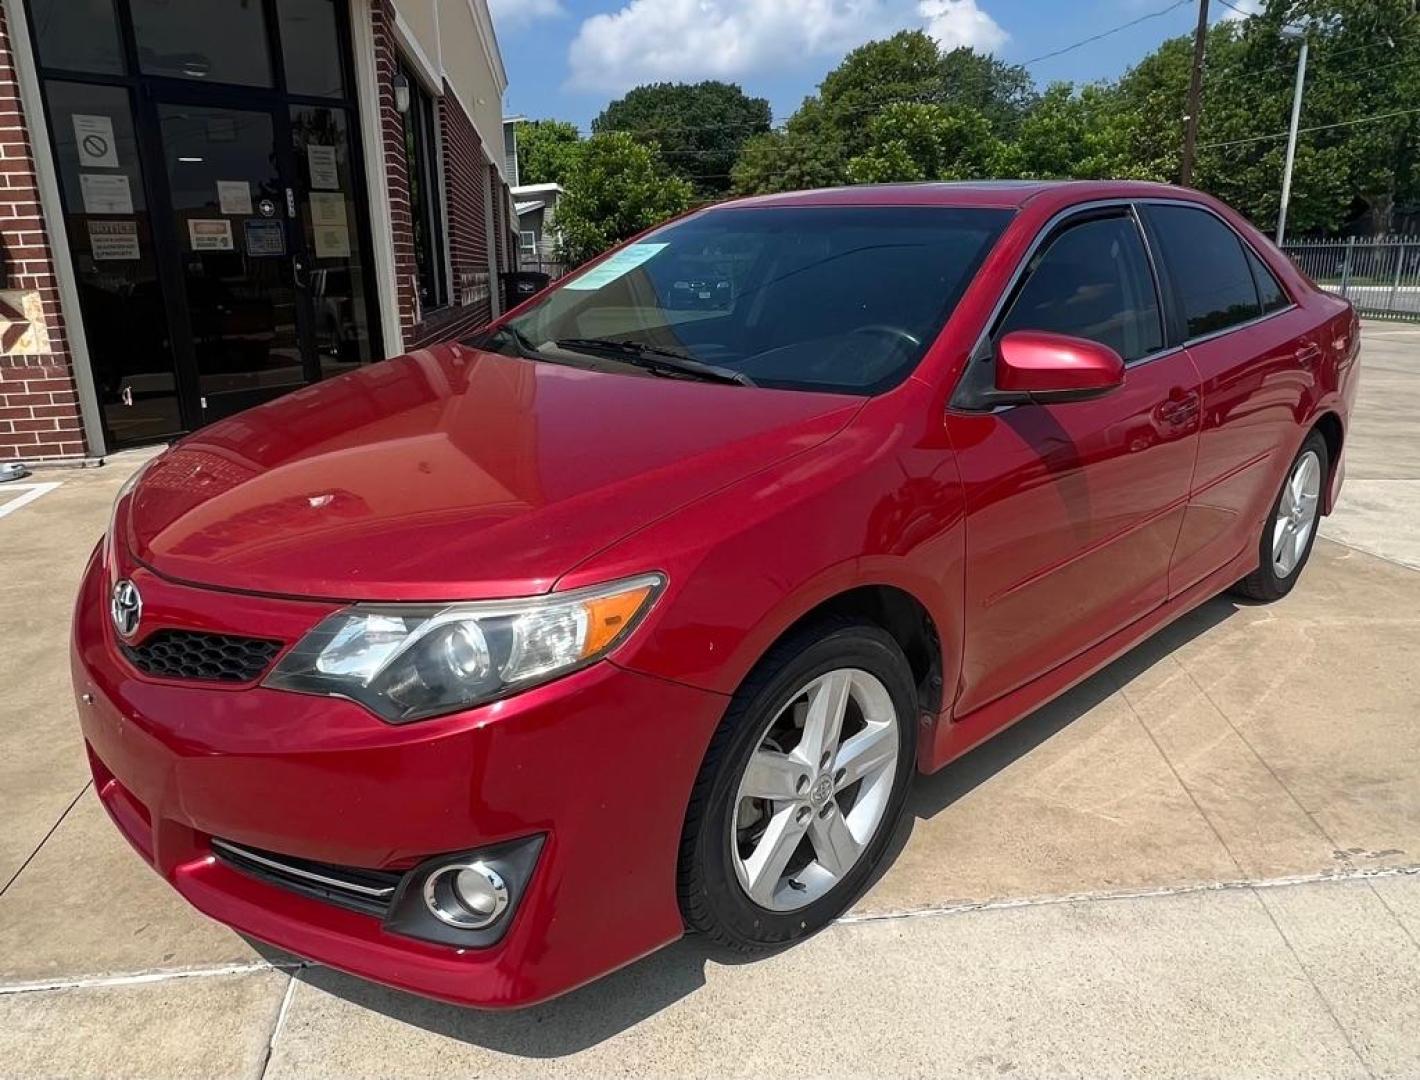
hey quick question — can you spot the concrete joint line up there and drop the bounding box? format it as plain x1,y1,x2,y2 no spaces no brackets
0,960,307,997
837,863,1420,926
1,866,1415,997
257,971,300,1080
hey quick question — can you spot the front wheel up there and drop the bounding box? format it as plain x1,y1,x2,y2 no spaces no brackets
1232,430,1328,602
677,618,917,950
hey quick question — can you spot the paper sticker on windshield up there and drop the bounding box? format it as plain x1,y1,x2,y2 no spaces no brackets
563,243,667,290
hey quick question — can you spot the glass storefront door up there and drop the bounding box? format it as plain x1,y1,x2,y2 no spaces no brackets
157,100,310,420
23,0,380,448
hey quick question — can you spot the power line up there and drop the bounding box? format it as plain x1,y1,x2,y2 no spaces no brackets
1019,0,1192,67
1195,105,1420,150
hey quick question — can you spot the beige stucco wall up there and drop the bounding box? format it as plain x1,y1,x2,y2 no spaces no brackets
388,0,507,180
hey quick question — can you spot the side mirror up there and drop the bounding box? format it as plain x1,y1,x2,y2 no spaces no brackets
994,330,1124,404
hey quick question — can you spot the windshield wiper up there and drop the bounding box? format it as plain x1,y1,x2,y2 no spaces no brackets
554,337,754,387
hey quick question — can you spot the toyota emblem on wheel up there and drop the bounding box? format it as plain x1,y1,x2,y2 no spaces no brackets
110,579,142,640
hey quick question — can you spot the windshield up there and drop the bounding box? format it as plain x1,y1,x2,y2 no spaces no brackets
472,205,1012,394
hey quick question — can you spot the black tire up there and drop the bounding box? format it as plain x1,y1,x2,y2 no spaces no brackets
1231,430,1329,602
677,616,918,951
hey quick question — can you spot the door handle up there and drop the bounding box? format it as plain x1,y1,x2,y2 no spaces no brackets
1295,343,1321,366
1156,391,1200,428
292,255,309,289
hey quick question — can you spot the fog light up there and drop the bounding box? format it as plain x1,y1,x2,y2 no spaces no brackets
422,860,509,929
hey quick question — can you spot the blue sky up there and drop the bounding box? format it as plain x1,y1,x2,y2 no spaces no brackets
491,0,1259,132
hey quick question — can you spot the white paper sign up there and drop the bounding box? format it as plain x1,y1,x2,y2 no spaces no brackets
188,219,234,251
88,220,140,261
563,243,668,290
313,223,350,258
80,173,133,215
216,180,252,215
307,145,339,190
73,114,119,168
309,191,345,227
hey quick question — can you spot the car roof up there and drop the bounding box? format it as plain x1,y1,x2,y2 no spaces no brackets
718,180,1202,211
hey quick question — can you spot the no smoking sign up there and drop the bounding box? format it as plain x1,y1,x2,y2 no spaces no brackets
73,114,119,169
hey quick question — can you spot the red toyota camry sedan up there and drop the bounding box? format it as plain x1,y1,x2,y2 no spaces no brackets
73,180,1359,1008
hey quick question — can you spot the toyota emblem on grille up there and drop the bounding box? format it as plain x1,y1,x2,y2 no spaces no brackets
110,579,142,640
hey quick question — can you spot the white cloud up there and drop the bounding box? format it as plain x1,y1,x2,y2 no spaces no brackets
566,0,1006,94
917,0,1006,53
489,0,567,31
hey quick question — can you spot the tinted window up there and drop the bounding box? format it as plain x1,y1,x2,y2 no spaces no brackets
1146,205,1261,338
29,0,125,75
278,0,346,97
131,0,273,86
479,206,1011,395
999,215,1162,362
1246,246,1290,313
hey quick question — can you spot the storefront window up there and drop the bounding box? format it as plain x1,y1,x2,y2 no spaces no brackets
44,80,183,446
130,0,273,86
278,0,347,98
400,62,447,314
28,0,125,75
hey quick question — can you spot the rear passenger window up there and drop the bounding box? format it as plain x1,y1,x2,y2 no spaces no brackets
1145,204,1261,338
1245,246,1290,313
998,214,1162,362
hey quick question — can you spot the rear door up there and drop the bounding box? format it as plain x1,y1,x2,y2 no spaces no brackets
946,207,1202,716
1139,203,1318,595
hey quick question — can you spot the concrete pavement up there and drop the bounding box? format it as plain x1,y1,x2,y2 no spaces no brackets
1,323,1417,1078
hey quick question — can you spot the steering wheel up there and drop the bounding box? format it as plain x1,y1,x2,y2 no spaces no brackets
848,324,922,349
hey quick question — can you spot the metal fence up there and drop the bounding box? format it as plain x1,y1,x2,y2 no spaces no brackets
517,255,570,280
1282,235,1420,322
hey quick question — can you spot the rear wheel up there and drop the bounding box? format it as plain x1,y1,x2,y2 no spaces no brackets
678,619,917,950
1232,430,1328,602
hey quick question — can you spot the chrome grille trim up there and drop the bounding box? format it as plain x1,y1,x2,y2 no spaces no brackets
211,839,397,899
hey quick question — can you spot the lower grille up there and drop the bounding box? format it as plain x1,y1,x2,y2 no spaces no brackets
121,630,282,684
211,838,403,917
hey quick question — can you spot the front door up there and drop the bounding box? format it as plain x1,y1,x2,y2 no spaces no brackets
24,0,381,448
946,208,1202,717
155,98,309,422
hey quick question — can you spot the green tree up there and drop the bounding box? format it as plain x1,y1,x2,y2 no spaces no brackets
555,132,695,264
593,81,771,196
732,31,1033,193
846,103,1000,183
513,119,582,186
731,127,843,194
991,83,1129,179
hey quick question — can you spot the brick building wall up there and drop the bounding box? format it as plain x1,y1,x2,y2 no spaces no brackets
425,87,494,345
371,0,504,353
370,0,419,338
0,3,83,462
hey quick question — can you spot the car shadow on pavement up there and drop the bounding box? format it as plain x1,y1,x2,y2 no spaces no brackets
288,593,1242,1056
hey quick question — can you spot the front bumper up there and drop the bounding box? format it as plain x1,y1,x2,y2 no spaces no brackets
71,545,728,1008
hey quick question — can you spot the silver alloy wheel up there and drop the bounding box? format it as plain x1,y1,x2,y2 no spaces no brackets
731,668,900,912
1272,449,1322,578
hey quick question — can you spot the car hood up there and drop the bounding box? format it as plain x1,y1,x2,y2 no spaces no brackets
124,344,861,601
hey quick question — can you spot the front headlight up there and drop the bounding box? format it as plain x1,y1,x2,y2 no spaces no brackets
263,573,665,723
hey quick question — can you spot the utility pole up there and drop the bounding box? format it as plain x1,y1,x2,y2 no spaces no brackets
1276,36,1309,245
1179,0,1210,187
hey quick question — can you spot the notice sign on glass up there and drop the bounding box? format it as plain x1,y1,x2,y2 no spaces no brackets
309,191,345,226
80,173,133,215
313,224,350,258
88,220,140,261
188,219,234,251
73,114,119,168
307,145,339,189
243,219,286,257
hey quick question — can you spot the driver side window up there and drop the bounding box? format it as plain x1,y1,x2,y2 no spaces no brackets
999,214,1163,363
